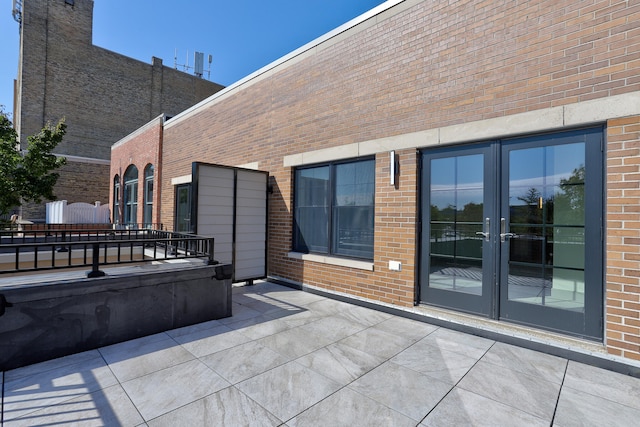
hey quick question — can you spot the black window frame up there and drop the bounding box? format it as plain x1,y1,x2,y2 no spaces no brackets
143,164,154,227
293,156,375,261
123,165,138,226
113,175,120,225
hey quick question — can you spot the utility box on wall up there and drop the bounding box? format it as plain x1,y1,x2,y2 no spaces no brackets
191,163,268,282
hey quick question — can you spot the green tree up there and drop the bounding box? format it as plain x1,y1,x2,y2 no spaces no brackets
0,107,67,218
555,165,585,225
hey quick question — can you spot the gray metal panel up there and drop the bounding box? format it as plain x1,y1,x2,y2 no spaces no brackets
194,163,268,281
196,165,235,264
235,169,267,281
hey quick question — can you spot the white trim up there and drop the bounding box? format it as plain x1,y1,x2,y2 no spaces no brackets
287,251,374,271
283,91,640,167
564,91,640,125
439,107,565,145
236,161,260,170
171,174,192,185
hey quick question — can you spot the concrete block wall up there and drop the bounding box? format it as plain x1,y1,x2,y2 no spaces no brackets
141,0,640,358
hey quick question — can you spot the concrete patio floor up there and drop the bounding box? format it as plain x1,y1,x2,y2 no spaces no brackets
2,280,640,426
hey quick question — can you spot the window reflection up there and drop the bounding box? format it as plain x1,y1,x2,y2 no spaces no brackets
294,159,375,259
429,154,484,296
507,143,586,311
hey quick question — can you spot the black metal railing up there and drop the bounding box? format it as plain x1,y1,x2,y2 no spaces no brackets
0,225,167,245
0,228,215,277
1,222,163,234
110,223,164,231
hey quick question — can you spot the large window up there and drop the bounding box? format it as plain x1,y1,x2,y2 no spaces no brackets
123,165,138,225
294,158,375,259
143,164,154,227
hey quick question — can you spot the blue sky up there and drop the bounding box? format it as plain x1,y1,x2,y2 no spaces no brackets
0,0,388,119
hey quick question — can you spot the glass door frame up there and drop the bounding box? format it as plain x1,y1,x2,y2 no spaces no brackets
419,143,499,317
418,127,604,340
174,183,193,233
498,128,604,339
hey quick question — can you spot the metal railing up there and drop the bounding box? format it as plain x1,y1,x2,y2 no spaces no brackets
0,226,163,245
1,222,164,234
0,228,215,277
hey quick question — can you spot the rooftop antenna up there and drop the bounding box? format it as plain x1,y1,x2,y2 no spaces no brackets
174,49,213,80
12,0,23,25
174,49,191,73
194,52,204,78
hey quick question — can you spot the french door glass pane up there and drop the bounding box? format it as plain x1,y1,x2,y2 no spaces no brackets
176,185,191,233
124,182,137,224
144,178,153,226
507,142,586,311
429,154,484,296
114,182,120,224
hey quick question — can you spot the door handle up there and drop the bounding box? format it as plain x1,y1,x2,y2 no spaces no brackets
475,218,490,242
501,232,517,242
500,218,516,242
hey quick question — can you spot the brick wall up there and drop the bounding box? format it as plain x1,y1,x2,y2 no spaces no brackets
152,0,640,355
110,117,163,226
371,150,418,306
606,115,640,361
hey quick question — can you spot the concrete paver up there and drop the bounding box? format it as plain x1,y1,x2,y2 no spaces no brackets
3,280,640,426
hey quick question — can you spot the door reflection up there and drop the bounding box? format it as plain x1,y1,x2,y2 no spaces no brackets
506,143,586,311
429,154,484,296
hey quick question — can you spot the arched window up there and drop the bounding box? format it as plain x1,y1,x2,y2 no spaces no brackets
143,164,154,227
123,165,138,225
113,175,120,224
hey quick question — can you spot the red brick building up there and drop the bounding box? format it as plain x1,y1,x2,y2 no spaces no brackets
110,115,164,227
112,0,640,366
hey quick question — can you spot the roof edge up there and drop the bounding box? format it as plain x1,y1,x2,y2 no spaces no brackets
165,0,406,129
111,114,166,149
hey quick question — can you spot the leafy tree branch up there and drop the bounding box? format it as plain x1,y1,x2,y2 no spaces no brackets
0,107,67,217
